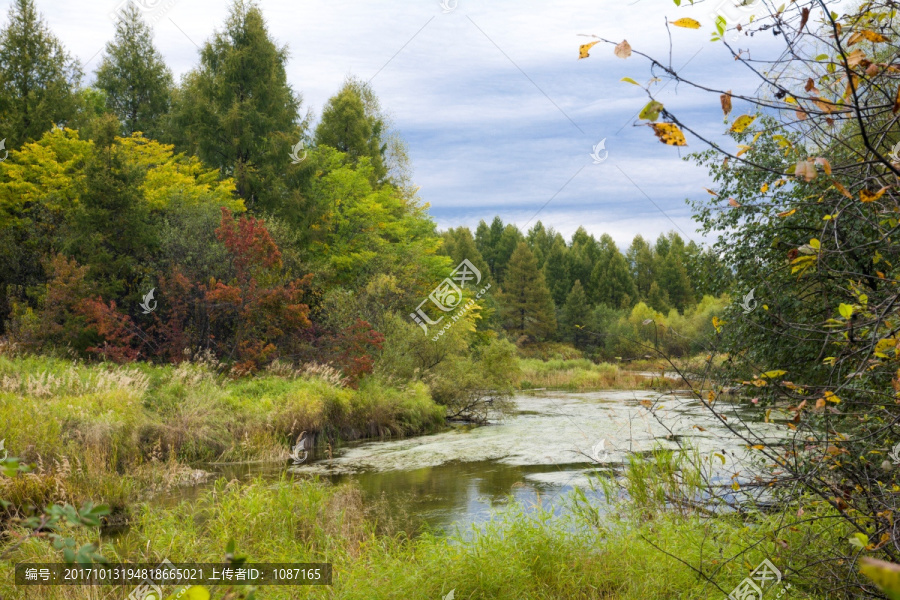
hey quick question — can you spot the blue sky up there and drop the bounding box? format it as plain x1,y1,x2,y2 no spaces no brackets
18,0,782,249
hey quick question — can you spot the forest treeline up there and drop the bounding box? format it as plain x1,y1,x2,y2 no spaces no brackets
0,0,729,380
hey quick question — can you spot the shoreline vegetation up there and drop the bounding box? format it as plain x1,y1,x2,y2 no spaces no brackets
0,350,686,512
1,350,807,600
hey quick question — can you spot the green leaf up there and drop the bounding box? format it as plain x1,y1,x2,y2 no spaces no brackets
849,532,869,549
861,558,900,600
639,100,664,121
839,304,853,319
165,587,211,600
715,15,726,35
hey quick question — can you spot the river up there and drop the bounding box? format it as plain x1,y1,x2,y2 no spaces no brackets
203,387,782,535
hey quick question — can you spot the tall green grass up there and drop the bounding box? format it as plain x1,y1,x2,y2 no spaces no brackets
516,358,664,391
2,454,831,599
0,353,444,519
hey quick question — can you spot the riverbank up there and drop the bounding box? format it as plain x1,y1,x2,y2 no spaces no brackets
1,456,831,599
1,354,837,599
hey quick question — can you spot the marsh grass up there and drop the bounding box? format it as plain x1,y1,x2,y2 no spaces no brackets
516,358,677,391
2,455,830,599
0,354,444,523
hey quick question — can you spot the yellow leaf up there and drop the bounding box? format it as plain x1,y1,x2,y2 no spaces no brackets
761,183,769,193
614,39,632,59
893,86,900,114
721,91,732,116
860,187,888,202
751,444,765,450
778,208,797,217
848,30,890,45
736,144,750,157
816,157,832,175
833,181,853,199
670,18,701,29
824,391,841,403
621,77,640,85
816,398,826,409
650,122,687,146
579,41,600,59
730,115,756,133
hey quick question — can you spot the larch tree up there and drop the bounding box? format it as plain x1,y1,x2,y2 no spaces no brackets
499,241,557,341
171,0,303,213
95,3,173,139
0,0,81,147
315,77,388,184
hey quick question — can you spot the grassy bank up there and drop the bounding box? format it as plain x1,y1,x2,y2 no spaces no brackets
516,358,682,391
1,452,830,599
0,353,444,520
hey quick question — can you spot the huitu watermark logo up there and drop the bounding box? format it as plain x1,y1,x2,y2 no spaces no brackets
0,439,7,461
591,439,611,462
139,288,157,314
888,141,900,164
739,288,758,314
442,589,455,600
126,558,174,600
290,431,309,465
289,139,307,164
410,259,491,340
709,0,763,41
0,138,7,162
109,0,179,27
727,558,790,600
590,138,608,164
889,441,900,465
439,0,457,13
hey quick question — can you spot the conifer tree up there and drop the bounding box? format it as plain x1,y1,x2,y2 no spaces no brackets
492,224,523,284
542,235,570,307
0,0,81,146
561,279,590,347
441,227,491,284
626,235,655,299
95,4,173,139
172,0,302,213
500,242,557,341
591,235,636,309
315,77,387,183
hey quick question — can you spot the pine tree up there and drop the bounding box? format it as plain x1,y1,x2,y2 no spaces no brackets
647,280,670,314
493,224,523,284
542,235,570,307
561,279,590,347
626,235,655,299
441,227,491,284
172,0,302,212
527,221,554,268
474,220,494,272
0,0,81,146
591,235,636,309
658,249,694,312
315,77,387,183
95,4,173,139
568,229,597,298
500,242,557,341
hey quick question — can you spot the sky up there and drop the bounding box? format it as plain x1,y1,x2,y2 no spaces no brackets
13,0,782,249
